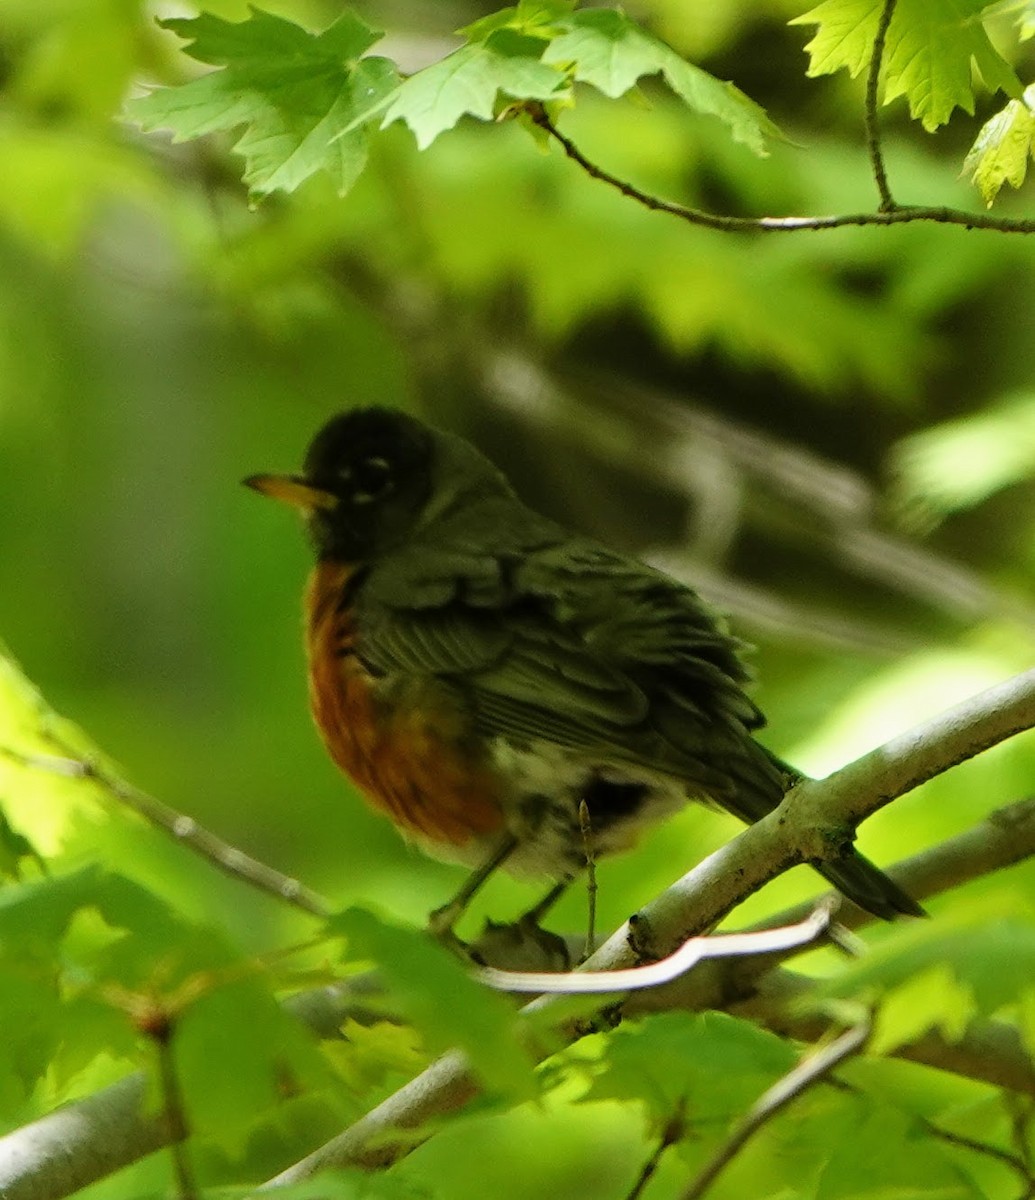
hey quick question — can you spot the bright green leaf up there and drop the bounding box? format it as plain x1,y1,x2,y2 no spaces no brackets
562,1011,796,1131
791,0,883,77
870,963,975,1056
0,639,55,741
543,9,780,154
462,8,523,43
792,0,1021,130
816,912,1035,1021
126,9,398,198
49,992,139,1092
0,868,186,1099
175,973,332,1149
815,1103,983,1199
0,971,63,1105
516,0,578,28
330,907,536,1097
323,1018,426,1105
0,863,106,949
462,2,576,43
169,8,380,69
964,85,1035,205
382,37,569,149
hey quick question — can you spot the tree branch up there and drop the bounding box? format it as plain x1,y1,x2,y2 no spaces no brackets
631,668,1035,957
732,970,1035,1097
529,109,1035,235
622,797,1035,1028
3,678,1033,1199
679,1021,871,1200
0,742,331,918
260,673,1035,1187
752,795,1035,934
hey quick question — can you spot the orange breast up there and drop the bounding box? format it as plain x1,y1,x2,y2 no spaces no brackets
304,561,506,847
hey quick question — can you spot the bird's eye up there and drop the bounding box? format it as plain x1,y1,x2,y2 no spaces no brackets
351,456,393,504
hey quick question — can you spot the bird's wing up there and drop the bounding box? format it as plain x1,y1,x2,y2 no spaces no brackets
358,536,787,813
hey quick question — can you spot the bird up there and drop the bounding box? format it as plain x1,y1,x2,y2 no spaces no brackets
245,407,922,935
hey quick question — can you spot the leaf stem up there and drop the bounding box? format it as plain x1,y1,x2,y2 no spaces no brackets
623,1100,686,1200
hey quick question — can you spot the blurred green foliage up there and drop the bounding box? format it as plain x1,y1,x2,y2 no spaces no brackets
2,0,1035,1196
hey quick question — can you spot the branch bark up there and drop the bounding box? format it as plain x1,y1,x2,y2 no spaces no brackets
2,676,1033,1199
262,672,1035,1187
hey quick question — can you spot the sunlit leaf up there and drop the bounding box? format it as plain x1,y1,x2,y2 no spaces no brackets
560,1011,796,1131
813,912,1035,1047
964,86,1035,206
543,8,781,154
126,9,399,197
174,970,332,1150
268,1170,434,1198
0,805,44,879
0,868,177,1099
330,907,536,1097
870,963,975,1055
791,0,1021,130
382,31,569,149
815,1103,983,1198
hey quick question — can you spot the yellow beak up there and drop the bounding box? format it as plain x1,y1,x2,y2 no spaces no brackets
243,474,339,512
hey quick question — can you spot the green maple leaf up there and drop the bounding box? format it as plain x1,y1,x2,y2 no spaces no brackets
543,8,780,155
126,9,399,197
329,907,535,1098
964,85,1035,205
382,27,570,149
792,0,1021,130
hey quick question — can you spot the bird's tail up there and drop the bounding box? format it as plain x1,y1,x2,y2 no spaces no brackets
814,850,925,920
746,746,925,920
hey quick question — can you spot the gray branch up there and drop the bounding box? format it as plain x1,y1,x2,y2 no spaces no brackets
2,674,1033,1199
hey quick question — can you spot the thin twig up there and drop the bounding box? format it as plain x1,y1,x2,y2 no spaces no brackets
865,0,898,210
154,1032,197,1200
624,1101,687,1200
530,108,1035,235
0,742,331,918
918,1117,1034,1197
679,1021,871,1200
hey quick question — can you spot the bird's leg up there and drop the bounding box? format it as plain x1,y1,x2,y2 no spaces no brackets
428,832,520,941
468,878,572,974
522,878,570,925
577,799,598,961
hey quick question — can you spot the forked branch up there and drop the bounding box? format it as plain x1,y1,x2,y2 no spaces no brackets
529,0,1035,238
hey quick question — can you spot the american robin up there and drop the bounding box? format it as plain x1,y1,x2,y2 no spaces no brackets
245,407,922,931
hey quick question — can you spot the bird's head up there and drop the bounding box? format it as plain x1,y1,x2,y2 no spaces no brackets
245,407,509,561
